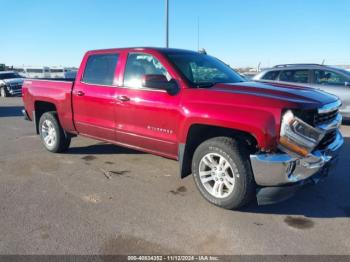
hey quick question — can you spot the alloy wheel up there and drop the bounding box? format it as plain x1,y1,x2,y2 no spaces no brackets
198,153,236,198
41,119,57,148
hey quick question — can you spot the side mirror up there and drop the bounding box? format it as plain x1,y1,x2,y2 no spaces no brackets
345,81,350,87
142,74,179,95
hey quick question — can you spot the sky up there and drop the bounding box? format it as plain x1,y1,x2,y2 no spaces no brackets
1,0,350,68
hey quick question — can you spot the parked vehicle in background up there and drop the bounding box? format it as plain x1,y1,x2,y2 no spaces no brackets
0,64,6,71
50,67,78,79
50,67,76,79
49,67,65,78
0,71,24,97
14,66,78,79
13,67,26,77
22,48,343,209
21,67,51,78
240,73,256,80
253,64,350,120
63,69,77,79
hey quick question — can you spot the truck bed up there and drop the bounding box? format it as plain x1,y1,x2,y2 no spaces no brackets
22,78,76,133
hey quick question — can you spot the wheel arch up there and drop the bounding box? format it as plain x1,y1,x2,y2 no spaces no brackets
34,101,58,134
178,124,259,179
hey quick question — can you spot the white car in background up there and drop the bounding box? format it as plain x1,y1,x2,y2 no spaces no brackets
50,67,65,78
18,67,51,78
0,71,24,97
50,67,77,79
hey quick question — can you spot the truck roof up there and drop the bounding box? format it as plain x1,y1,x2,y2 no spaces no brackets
86,47,197,54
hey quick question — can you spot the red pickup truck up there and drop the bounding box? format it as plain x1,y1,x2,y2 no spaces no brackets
22,47,343,209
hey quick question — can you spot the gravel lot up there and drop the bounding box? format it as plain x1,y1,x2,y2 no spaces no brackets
0,97,349,255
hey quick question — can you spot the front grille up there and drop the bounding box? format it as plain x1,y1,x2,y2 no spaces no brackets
293,109,316,126
314,107,339,150
293,103,340,151
9,84,22,90
10,83,21,87
317,130,337,150
314,109,338,126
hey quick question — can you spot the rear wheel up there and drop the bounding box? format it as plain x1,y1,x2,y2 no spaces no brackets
39,112,71,153
0,87,8,97
192,137,255,209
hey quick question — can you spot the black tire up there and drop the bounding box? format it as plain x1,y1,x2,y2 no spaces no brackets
0,87,8,97
38,111,71,153
192,137,255,210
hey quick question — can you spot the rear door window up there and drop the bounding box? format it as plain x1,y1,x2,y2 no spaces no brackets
262,71,280,80
279,70,309,83
314,70,347,86
82,53,119,86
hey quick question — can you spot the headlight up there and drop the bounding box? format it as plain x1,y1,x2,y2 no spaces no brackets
279,110,325,157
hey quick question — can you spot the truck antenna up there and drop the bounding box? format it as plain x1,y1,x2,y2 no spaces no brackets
165,0,169,48
197,17,200,51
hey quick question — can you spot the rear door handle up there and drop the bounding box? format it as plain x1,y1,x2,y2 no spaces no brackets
74,90,85,96
117,95,130,102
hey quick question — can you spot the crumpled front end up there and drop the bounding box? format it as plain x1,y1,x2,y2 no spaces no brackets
250,100,344,205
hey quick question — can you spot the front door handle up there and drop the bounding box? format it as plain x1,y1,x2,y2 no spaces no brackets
117,95,130,102
74,90,85,96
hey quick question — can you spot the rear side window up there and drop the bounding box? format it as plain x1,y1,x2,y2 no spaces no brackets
262,71,280,80
82,54,119,85
280,70,309,83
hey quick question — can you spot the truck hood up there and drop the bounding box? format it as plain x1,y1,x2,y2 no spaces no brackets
210,81,338,108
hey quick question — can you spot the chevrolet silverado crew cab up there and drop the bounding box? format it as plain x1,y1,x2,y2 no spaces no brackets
22,48,343,209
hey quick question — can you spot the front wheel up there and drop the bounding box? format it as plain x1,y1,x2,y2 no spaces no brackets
192,137,255,210
0,87,8,97
39,112,71,153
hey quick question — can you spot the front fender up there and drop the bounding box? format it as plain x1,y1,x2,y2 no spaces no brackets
178,105,280,151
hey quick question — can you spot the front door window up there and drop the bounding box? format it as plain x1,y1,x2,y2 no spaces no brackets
314,70,347,86
123,53,171,89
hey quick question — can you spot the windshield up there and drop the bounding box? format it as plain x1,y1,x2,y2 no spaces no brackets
0,73,21,80
338,68,350,77
166,52,244,87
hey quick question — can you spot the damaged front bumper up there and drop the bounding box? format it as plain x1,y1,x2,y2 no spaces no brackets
250,131,343,205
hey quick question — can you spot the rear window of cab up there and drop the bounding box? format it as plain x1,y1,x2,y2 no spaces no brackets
82,53,119,85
